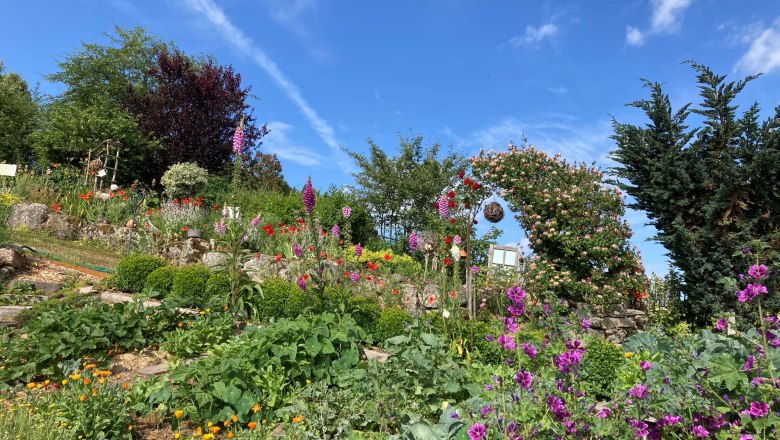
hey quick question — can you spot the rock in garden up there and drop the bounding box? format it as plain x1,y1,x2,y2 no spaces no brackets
7,202,49,230
7,279,62,294
46,213,82,240
0,247,25,269
201,251,228,269
0,306,31,327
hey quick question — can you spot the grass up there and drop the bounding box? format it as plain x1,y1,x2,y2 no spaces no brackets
0,397,75,440
10,229,124,271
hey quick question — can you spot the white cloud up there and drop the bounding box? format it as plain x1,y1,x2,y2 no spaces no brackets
625,0,694,47
506,23,559,49
625,26,645,46
736,17,780,75
262,121,324,167
547,85,569,94
181,0,352,172
260,0,317,29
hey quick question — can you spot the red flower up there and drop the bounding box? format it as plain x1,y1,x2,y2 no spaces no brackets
427,296,435,304
472,182,480,190
445,236,452,244
366,276,373,281
197,195,203,201
173,199,180,205
464,178,471,185
122,196,128,201
320,230,327,237
308,246,314,252
181,227,188,231
297,218,305,225
443,257,452,266
464,202,471,209
392,289,399,295
302,274,309,281
367,261,378,271
447,191,455,199
118,190,126,196
449,218,456,224
213,204,220,210
449,291,457,298
448,200,455,208
383,253,391,261
275,254,282,262
337,259,342,266
432,202,439,209
288,226,297,233
147,209,154,215
458,171,465,178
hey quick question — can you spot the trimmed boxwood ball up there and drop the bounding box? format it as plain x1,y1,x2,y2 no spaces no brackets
579,337,626,400
323,286,351,310
348,296,382,335
170,264,212,307
374,307,413,342
284,287,321,318
115,254,167,293
144,266,177,298
204,272,231,302
254,278,298,321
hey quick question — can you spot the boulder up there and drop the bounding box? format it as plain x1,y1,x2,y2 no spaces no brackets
160,238,211,266
201,251,228,269
46,213,82,240
0,247,25,269
79,223,128,248
8,203,49,230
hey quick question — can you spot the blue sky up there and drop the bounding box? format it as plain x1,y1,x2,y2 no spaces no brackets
3,0,780,276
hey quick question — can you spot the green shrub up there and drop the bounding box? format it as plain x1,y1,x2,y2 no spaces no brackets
204,272,231,302
160,162,209,198
464,320,506,365
170,265,212,306
580,337,626,400
254,278,298,321
323,286,351,310
348,296,382,336
115,254,167,293
374,307,412,342
161,315,235,360
284,286,321,318
143,266,177,298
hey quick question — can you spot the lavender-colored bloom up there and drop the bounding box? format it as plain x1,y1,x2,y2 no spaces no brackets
639,360,652,371
251,215,261,227
232,123,244,154
629,383,648,399
450,411,460,419
506,286,526,302
742,247,752,254
341,206,352,218
581,318,591,330
302,177,316,214
453,235,462,245
498,334,516,350
543,303,551,316
749,402,769,418
661,415,682,426
515,370,533,389
469,265,480,273
715,318,727,331
331,223,340,238
692,425,709,438
504,317,519,333
748,264,768,279
597,408,611,418
547,396,566,418
479,405,493,419
438,196,449,218
485,334,494,342
740,435,755,440
484,384,493,391
743,355,755,371
467,423,486,440
293,243,302,258
213,220,227,235
629,418,649,437
523,343,537,360
296,276,307,291
355,243,363,256
350,272,359,282
508,302,525,317
408,231,418,251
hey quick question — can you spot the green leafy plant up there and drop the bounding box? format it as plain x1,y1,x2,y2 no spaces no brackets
160,162,209,199
114,253,167,293
143,265,177,297
161,315,235,360
169,264,212,306
579,337,626,400
374,307,412,342
205,272,232,302
253,278,299,322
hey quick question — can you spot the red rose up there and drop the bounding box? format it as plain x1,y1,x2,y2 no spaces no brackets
449,218,456,224
443,258,452,266
472,182,480,190
447,191,455,199
458,171,465,178
445,236,452,244
464,178,471,185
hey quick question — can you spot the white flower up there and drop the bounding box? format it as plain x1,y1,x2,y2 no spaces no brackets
450,245,461,262
442,310,450,319
110,184,119,191
97,169,107,177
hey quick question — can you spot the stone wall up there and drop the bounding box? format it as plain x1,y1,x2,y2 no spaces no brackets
577,302,648,344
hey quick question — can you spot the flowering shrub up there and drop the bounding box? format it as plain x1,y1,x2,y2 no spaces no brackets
161,161,209,199
472,144,647,307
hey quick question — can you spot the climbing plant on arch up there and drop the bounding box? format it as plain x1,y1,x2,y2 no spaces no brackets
471,144,647,307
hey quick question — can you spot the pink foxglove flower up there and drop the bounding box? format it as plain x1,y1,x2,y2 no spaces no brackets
355,243,363,257
331,224,340,238
341,206,352,218
232,123,244,155
438,196,449,218
302,177,315,214
408,231,418,251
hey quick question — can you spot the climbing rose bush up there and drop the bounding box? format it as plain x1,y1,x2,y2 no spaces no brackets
471,144,646,306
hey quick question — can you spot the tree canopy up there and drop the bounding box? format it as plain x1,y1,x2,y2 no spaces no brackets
0,61,38,163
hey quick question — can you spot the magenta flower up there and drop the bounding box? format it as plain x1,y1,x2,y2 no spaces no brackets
715,318,727,331
350,272,359,282
629,383,648,399
292,243,302,258
744,355,755,371
341,206,352,218
692,425,709,438
597,408,611,418
506,286,526,302
749,401,769,418
740,435,755,440
213,220,226,235
661,415,682,426
331,223,340,238
504,317,518,333
302,177,316,214
355,243,363,257
581,318,591,330
438,195,449,218
467,423,486,440
296,276,306,291
251,215,261,228
639,360,652,371
515,370,533,389
232,123,244,155
497,334,516,350
469,265,480,273
522,343,537,360
738,283,768,302
748,264,768,279
453,235,462,245
408,231,418,251
629,418,649,437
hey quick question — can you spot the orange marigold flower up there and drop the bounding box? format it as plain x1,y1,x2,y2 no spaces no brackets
210,426,220,434
227,432,235,438
292,415,304,423
247,421,257,430
231,415,238,422
252,403,262,413
79,394,86,401
174,410,184,419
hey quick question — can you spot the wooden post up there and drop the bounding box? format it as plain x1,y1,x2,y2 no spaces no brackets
84,150,92,185
110,142,120,186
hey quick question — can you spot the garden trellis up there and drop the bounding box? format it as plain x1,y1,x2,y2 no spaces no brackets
83,139,121,192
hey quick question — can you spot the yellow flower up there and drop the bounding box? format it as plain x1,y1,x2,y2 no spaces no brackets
292,415,304,423
306,379,311,384
252,403,262,413
624,352,634,359
86,364,96,370
98,379,106,385
207,421,213,428
44,380,50,385
26,382,36,389
174,433,181,439
174,410,184,419
128,426,133,431
69,374,81,381
79,395,86,402
195,426,203,435
203,435,214,440
62,380,68,386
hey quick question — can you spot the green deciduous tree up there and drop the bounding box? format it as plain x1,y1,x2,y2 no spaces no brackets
0,61,38,163
345,134,466,250
611,63,780,324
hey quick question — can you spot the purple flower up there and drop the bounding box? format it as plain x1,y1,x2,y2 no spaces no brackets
450,411,460,419
515,370,533,389
738,283,769,303
629,383,648,399
543,303,551,316
438,196,449,218
213,220,227,235
469,265,480,273
692,425,709,438
743,355,755,372
251,215,261,227
547,396,567,418
408,231,418,251
508,302,525,317
485,334,494,342
467,423,486,440
506,286,526,302
232,123,244,154
453,235,462,245
331,223,340,238
341,206,352,218
523,343,537,360
296,276,307,291
748,264,768,279
302,177,316,214
749,401,769,418
504,317,518,334
498,334,516,350
629,418,649,437
661,415,682,426
355,243,363,257
293,243,302,258
350,272,359,282
639,360,652,371
479,405,493,419
597,408,611,418
715,318,727,331
740,435,755,440
581,318,591,330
